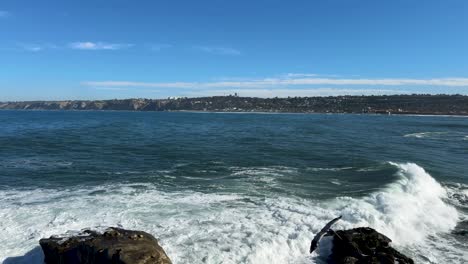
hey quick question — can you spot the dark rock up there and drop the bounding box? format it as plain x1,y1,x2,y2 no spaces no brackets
452,230,468,236
330,227,414,264
452,220,468,237
39,227,172,264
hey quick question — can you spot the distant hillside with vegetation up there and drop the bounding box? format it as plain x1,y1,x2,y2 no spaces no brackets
1,94,467,115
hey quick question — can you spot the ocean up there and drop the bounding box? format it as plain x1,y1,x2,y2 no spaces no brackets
0,110,467,263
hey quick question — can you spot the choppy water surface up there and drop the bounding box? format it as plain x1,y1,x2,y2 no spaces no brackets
0,111,467,263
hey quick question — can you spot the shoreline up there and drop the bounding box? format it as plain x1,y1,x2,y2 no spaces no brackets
1,95,468,117
1,108,468,117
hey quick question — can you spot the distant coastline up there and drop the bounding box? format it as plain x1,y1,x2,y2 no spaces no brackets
1,94,468,116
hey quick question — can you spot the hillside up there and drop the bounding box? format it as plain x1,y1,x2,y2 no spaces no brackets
1,94,467,115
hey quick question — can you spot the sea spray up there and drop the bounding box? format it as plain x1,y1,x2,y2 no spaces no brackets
331,163,459,244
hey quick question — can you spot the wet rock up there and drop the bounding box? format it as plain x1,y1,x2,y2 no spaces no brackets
452,220,468,237
330,227,414,264
39,227,172,264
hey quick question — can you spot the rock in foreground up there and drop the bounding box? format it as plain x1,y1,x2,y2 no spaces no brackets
331,227,414,264
39,227,172,264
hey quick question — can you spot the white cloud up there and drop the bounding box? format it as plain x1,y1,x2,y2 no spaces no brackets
15,42,130,51
181,88,412,98
284,73,342,78
284,73,319,78
82,76,468,89
0,10,10,18
23,46,42,52
94,87,128,91
149,44,172,51
193,46,241,55
17,43,58,52
69,42,133,50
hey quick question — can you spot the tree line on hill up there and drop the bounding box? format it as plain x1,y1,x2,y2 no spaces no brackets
1,94,467,115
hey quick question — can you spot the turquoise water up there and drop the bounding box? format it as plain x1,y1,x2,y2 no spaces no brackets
0,111,467,263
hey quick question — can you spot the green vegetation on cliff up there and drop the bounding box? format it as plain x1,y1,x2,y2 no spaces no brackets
1,94,467,115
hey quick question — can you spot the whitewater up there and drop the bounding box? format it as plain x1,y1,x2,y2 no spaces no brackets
0,162,466,263
0,111,467,263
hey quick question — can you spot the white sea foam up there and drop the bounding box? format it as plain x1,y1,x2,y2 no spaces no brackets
229,166,297,186
0,163,465,264
230,166,298,176
306,167,353,172
445,182,468,210
404,131,448,138
404,131,467,141
334,162,459,243
329,179,342,185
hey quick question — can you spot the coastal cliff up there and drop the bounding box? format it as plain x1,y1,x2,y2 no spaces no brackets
1,94,468,115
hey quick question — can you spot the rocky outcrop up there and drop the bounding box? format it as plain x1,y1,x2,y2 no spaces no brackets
330,227,414,264
39,227,172,264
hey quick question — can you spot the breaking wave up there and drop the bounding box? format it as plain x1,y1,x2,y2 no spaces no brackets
0,163,465,263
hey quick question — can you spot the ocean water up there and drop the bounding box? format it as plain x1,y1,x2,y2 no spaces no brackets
0,110,467,264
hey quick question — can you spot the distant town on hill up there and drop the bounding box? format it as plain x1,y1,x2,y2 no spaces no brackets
1,94,468,115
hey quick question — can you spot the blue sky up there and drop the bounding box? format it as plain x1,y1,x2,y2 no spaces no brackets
1,0,468,100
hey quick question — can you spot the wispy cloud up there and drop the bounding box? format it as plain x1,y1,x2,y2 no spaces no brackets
16,42,130,52
17,43,58,52
82,76,468,89
182,88,412,98
69,42,133,50
284,73,319,78
0,10,10,18
193,46,241,55
21,45,43,52
284,73,341,78
148,44,172,51
94,87,128,91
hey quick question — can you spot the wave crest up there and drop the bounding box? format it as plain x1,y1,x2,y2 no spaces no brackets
0,163,464,263
331,163,459,245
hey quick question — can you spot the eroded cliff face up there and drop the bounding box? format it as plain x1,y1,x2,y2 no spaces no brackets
0,99,155,111
1,95,468,115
